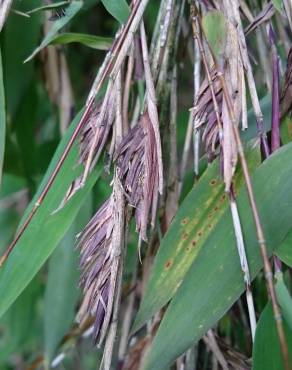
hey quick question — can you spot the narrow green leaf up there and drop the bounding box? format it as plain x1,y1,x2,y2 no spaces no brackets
24,1,83,63
252,303,292,370
133,146,261,332
27,1,70,14
0,47,5,186
101,0,130,24
275,273,292,331
0,111,101,319
202,10,227,60
142,143,292,370
44,195,92,363
49,32,113,50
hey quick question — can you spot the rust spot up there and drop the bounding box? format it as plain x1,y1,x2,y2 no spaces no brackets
165,259,173,269
220,194,226,202
181,217,189,225
198,231,203,237
192,240,197,247
182,232,189,240
209,179,217,186
214,206,219,211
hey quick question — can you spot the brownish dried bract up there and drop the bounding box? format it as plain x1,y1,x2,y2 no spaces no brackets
55,104,113,211
115,111,159,241
193,68,222,161
280,47,292,118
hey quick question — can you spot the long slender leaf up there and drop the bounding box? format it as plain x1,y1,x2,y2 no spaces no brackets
142,143,292,370
252,303,292,370
133,145,261,332
49,32,113,50
0,112,101,319
24,1,83,63
27,1,70,14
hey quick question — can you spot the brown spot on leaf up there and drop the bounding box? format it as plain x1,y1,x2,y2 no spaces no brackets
214,206,219,211
208,224,212,229
209,179,217,186
181,217,189,225
165,259,173,269
192,240,197,247
197,231,203,237
182,232,189,240
220,194,226,202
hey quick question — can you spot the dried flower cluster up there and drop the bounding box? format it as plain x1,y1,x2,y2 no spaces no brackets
115,111,159,241
193,68,222,161
76,110,160,344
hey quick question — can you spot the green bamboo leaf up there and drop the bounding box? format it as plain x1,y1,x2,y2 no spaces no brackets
142,143,292,370
101,0,130,24
275,272,292,331
24,1,83,63
43,228,79,364
252,303,292,370
27,1,70,14
0,47,5,186
272,0,283,13
133,145,261,332
202,10,227,60
0,111,101,319
44,195,92,364
276,229,292,267
49,32,113,50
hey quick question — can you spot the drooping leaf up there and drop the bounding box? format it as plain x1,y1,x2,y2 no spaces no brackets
133,145,261,332
275,272,292,331
101,0,130,24
26,1,70,14
0,47,5,186
202,10,227,60
252,303,292,370
24,1,83,63
49,32,112,50
141,143,292,370
0,111,101,319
